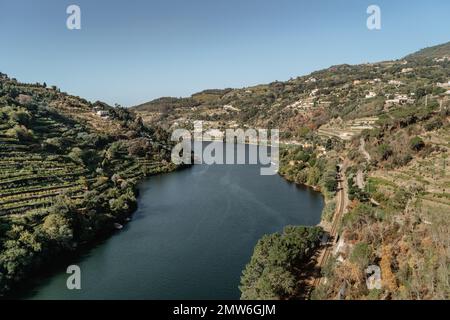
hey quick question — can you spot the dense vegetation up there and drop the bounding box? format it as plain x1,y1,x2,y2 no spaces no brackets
0,74,177,295
240,226,323,300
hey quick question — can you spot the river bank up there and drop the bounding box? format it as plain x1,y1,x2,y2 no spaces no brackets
1,161,181,299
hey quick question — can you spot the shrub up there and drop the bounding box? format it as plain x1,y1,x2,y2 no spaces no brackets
10,109,31,125
409,136,425,151
6,125,34,142
68,147,84,164
424,118,443,131
378,144,393,161
350,242,371,269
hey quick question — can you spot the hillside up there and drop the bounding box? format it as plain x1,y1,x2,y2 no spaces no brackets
0,74,176,295
405,41,450,60
132,43,450,142
133,43,450,300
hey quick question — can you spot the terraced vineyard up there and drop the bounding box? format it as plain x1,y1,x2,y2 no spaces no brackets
0,73,176,295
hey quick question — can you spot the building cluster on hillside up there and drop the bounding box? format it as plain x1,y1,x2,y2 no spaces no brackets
285,98,315,111
384,93,415,108
434,56,450,62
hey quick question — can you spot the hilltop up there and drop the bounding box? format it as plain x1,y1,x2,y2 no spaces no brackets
405,41,450,60
132,42,450,142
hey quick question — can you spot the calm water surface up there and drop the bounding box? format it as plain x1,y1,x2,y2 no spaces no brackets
21,144,324,299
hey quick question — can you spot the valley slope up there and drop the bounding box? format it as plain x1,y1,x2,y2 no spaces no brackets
133,42,450,300
0,75,176,295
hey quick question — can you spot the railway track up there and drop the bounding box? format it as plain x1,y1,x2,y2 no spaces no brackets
309,164,347,297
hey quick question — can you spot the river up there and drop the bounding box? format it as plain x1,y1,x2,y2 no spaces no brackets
20,144,324,299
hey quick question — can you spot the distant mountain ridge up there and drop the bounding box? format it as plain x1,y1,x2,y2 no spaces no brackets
131,41,450,141
133,41,450,117
405,41,450,59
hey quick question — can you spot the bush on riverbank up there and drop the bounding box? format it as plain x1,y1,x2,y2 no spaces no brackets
279,146,338,193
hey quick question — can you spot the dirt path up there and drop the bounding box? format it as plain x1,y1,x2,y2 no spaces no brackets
356,169,365,189
356,137,371,190
359,137,371,162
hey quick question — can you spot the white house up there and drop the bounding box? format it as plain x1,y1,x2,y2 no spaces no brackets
401,68,414,73
434,56,450,62
96,110,109,118
223,105,240,112
437,81,450,89
385,94,414,107
389,80,404,86
365,92,377,99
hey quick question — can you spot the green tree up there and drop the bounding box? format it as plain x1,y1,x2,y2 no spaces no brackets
106,142,122,160
307,167,321,186
42,214,73,248
240,226,322,300
68,147,84,164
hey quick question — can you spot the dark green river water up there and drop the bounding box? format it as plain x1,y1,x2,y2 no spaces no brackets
20,144,324,299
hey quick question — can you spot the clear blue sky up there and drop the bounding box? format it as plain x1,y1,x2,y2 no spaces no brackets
1,0,449,106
